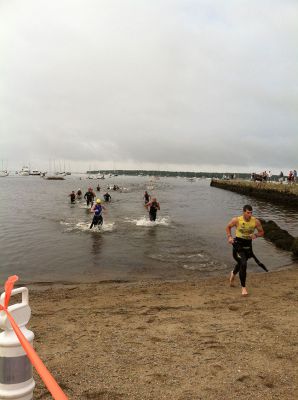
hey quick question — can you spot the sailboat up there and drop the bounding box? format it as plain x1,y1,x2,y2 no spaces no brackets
19,166,30,176
0,161,9,177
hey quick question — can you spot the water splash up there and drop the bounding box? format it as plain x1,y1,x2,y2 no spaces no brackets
61,220,115,233
128,216,170,226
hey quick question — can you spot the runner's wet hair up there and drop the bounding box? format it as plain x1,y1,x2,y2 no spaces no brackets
243,204,253,212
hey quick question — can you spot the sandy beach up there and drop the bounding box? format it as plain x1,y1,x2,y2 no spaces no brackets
25,266,298,399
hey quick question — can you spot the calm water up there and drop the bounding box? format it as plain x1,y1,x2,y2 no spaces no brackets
0,175,297,283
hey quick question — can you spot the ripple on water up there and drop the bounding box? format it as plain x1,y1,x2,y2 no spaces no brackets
147,248,226,273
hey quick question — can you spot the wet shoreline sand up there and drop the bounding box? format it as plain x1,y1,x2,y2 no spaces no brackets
27,266,297,399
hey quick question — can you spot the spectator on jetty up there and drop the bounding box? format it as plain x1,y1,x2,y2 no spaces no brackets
279,171,284,183
262,171,268,182
288,171,294,184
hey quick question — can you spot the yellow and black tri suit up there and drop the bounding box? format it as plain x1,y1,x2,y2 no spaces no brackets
232,216,257,287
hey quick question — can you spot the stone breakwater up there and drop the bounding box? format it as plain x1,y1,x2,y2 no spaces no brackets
210,179,298,256
260,220,298,256
210,179,298,207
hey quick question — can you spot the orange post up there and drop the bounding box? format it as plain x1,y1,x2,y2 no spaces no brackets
0,276,69,400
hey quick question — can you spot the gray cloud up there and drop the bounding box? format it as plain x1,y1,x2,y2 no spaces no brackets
0,0,297,173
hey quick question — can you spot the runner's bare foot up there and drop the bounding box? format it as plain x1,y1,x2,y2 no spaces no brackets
229,271,235,287
241,287,248,296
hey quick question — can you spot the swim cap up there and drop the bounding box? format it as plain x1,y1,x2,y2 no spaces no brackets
96,198,101,204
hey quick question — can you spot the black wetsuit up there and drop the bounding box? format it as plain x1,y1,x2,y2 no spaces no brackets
84,191,94,206
89,213,103,229
90,205,103,229
149,201,159,221
70,193,76,203
104,193,111,202
144,193,150,204
232,237,253,287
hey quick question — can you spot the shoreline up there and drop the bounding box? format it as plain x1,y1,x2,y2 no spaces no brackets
21,265,298,399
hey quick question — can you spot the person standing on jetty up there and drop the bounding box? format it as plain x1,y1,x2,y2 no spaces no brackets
225,204,264,296
146,197,160,222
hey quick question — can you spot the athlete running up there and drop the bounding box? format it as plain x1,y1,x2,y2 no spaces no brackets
144,191,151,204
90,199,106,228
103,192,112,202
76,189,82,199
145,197,160,222
69,191,76,203
84,187,95,207
226,204,264,296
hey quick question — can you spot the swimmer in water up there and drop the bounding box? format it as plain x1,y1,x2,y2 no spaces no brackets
90,198,106,228
145,197,160,222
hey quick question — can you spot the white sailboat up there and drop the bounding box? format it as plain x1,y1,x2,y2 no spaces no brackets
29,169,41,176
0,161,9,177
19,166,30,176
0,170,8,177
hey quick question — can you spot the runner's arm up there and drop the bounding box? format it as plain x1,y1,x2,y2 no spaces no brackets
251,219,264,240
226,217,238,244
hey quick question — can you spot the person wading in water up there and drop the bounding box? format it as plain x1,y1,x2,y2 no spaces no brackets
225,204,264,296
145,197,160,222
90,198,106,228
69,191,76,203
144,191,151,205
84,187,95,207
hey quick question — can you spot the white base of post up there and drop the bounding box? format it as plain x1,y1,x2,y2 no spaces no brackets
0,379,35,399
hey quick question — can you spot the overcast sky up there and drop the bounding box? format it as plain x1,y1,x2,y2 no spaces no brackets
0,0,297,173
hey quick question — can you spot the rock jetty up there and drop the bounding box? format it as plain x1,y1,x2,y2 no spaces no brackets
210,179,298,208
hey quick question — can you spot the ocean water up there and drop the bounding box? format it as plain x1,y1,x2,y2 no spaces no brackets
0,175,297,283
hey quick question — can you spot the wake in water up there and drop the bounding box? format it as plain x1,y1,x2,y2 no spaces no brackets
127,216,170,226
79,204,92,210
60,220,115,233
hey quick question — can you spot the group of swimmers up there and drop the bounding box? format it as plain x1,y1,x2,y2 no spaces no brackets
68,186,112,229
68,186,161,229
69,187,112,205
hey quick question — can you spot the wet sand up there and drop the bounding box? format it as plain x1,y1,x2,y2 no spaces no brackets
26,266,297,399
